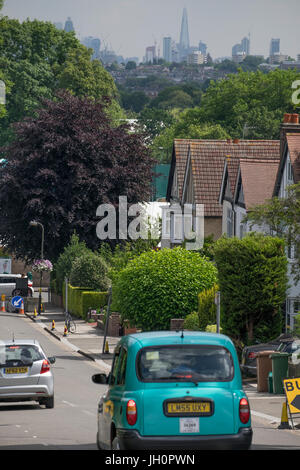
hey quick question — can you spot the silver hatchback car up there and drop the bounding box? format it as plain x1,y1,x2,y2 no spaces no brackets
0,339,55,408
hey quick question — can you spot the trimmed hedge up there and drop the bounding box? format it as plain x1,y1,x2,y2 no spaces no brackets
63,282,108,319
113,247,218,331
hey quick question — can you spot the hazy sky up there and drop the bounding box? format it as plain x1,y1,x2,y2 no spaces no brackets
2,0,300,61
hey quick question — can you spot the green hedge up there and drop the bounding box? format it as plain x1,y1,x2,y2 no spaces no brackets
63,282,108,319
113,247,218,331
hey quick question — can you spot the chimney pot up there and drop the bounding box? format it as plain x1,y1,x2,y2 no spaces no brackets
233,138,240,144
283,113,292,123
291,113,299,124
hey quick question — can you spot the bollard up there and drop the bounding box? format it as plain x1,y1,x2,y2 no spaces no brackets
63,324,68,337
20,300,24,314
104,340,109,354
34,308,37,318
1,294,5,312
51,319,55,331
278,402,291,429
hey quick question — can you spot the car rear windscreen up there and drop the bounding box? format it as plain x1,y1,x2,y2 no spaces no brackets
137,345,234,382
0,345,44,366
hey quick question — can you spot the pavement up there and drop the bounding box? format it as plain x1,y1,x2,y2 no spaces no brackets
22,304,299,430
24,304,119,373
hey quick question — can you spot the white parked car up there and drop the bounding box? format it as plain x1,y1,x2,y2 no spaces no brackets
0,274,34,298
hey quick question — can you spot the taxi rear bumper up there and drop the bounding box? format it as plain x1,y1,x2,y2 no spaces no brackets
116,426,253,450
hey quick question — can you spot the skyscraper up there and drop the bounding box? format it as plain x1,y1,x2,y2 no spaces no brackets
179,8,190,60
198,41,207,56
270,38,280,56
82,37,101,59
232,35,250,62
64,17,74,33
163,37,172,63
241,36,250,55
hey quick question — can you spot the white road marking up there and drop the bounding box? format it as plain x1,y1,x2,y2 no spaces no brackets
62,400,77,407
251,410,281,423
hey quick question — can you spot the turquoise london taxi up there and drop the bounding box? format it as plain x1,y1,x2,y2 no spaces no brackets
92,331,252,450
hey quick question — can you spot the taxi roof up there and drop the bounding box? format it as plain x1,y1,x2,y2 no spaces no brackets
123,330,234,349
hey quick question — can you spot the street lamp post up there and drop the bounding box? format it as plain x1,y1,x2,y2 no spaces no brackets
29,220,44,315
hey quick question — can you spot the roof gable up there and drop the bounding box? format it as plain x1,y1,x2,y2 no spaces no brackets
234,158,279,210
180,139,280,217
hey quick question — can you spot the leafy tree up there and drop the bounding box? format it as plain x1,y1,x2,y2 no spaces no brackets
70,252,110,291
113,247,218,330
0,91,154,261
138,107,175,142
213,234,288,347
0,17,124,146
125,61,137,70
152,120,230,162
120,90,150,113
240,55,265,72
149,84,201,110
246,182,300,282
194,68,300,139
53,233,92,294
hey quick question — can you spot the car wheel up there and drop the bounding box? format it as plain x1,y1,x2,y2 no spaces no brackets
111,436,120,450
12,289,21,297
44,395,54,409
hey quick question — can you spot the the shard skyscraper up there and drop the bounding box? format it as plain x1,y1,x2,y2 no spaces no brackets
179,7,190,61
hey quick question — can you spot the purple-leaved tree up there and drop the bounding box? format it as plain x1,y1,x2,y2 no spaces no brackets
0,91,155,261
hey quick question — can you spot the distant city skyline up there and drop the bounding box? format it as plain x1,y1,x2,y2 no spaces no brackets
2,0,300,62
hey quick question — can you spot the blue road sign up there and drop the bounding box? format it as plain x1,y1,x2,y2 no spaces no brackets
11,296,24,308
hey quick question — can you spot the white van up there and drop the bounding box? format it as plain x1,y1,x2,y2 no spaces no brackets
0,274,34,298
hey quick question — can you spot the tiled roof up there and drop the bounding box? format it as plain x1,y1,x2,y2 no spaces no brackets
238,158,280,210
171,139,200,199
187,140,280,217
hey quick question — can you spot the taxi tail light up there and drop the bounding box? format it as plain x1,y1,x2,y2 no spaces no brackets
40,359,50,374
126,399,137,426
239,398,250,424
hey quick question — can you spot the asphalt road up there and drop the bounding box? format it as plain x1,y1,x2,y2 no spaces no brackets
1,312,300,451
0,311,106,449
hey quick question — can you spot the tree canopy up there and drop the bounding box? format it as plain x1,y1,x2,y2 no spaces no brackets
148,68,300,162
0,91,154,261
214,234,288,346
0,17,124,146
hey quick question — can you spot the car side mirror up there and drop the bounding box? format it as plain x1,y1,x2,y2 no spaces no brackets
48,357,56,364
92,373,108,384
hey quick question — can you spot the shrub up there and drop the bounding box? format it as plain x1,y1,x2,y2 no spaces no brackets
113,247,218,331
70,252,110,291
205,324,222,333
53,233,91,293
198,284,219,330
184,312,201,330
213,233,288,345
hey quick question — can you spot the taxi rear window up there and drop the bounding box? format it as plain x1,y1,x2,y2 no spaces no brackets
136,345,234,383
